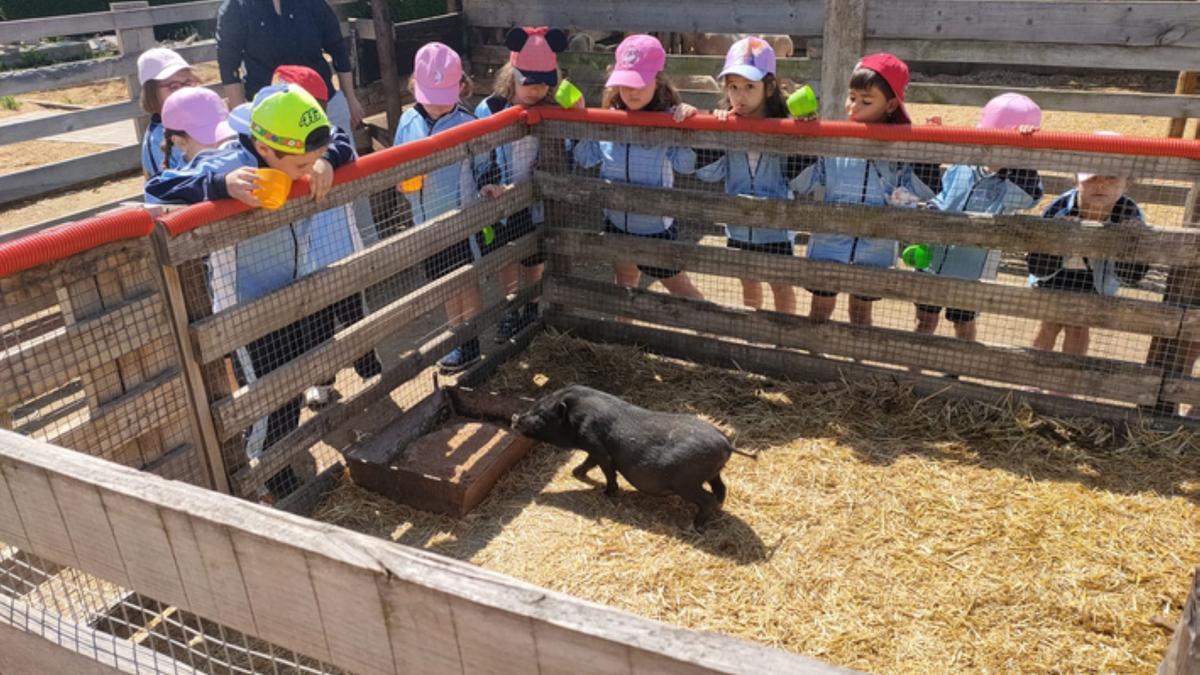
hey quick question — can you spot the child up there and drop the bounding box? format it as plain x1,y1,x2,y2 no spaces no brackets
790,53,939,326
915,93,1044,342
394,42,489,373
696,37,814,314
158,87,236,169
572,34,704,301
145,85,357,458
476,27,568,341
137,48,200,178
1028,131,1149,356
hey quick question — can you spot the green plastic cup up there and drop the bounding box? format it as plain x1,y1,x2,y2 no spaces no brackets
555,79,583,109
902,244,932,270
787,85,818,118
481,225,496,246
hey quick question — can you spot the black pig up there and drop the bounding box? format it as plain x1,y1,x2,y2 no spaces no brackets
511,385,755,531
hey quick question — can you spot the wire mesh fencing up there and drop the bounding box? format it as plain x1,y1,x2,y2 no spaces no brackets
534,111,1200,417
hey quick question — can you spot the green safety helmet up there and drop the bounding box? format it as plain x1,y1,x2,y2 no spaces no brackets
249,85,331,155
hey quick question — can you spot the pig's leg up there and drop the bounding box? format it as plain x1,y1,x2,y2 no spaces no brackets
707,474,726,505
571,454,598,482
677,483,720,532
595,454,619,497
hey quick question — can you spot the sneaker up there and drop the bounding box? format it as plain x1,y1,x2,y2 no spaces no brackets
495,310,521,344
438,338,481,373
304,384,341,410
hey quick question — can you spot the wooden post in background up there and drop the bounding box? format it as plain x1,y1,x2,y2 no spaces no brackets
1168,72,1199,139
111,1,155,141
819,0,865,119
1159,567,1200,675
370,0,404,140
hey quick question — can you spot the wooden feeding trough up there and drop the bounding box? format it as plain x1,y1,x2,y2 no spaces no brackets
345,378,537,516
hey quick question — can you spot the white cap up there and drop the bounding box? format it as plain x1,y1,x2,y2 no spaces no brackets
137,48,190,85
1077,131,1121,182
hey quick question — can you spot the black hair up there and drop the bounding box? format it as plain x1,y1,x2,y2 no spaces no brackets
161,128,186,171
302,125,331,153
848,67,895,100
716,73,791,119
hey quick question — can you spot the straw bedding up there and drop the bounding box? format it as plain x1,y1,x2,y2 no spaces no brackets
313,332,1200,673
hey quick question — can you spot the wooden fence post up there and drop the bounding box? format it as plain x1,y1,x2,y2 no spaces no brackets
370,0,404,139
1169,72,1200,139
819,0,865,119
111,1,154,142
1159,567,1200,675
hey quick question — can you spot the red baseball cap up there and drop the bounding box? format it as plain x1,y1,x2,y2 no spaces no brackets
273,65,329,103
856,53,910,124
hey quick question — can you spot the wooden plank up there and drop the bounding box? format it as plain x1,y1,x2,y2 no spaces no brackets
0,428,853,675
45,473,129,588
0,241,144,307
225,245,541,497
908,83,1200,119
867,1,1200,48
544,228,1189,339
866,38,1200,73
162,123,527,263
545,274,1164,405
2,461,79,568
0,145,140,208
191,181,533,364
544,49,821,83
461,0,825,34
820,0,864,119
1159,567,1200,675
536,120,1200,182
1169,72,1200,138
353,12,463,42
0,461,32,551
0,100,139,147
0,0,355,45
1161,376,1200,408
371,0,405,139
0,602,155,675
112,2,156,141
0,293,169,410
307,550,397,675
548,310,1184,428
538,171,1200,266
100,489,190,617
0,41,218,99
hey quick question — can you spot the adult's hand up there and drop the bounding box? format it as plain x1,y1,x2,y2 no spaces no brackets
337,72,364,128
225,83,247,107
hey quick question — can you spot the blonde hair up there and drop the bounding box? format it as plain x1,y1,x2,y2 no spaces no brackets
601,71,682,112
491,63,557,105
140,80,166,115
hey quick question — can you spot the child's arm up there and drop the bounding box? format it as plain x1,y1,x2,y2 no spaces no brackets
144,168,235,205
323,126,357,169
909,163,943,200
996,169,1045,211
783,155,819,183
572,140,603,169
693,149,727,183
669,147,698,175
788,158,824,196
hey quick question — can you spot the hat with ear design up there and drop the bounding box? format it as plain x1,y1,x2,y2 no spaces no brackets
506,26,567,87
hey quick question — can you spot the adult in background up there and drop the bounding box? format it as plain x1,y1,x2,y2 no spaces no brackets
216,0,365,132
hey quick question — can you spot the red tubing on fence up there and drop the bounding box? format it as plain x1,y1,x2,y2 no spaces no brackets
0,207,155,278
159,106,530,237
533,107,1200,160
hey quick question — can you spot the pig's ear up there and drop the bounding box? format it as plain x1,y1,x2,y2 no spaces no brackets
555,393,575,418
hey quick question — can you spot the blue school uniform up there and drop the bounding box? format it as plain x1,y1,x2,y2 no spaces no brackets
791,157,936,268
926,166,1043,280
696,150,813,246
572,139,697,235
393,104,487,226
141,116,188,178
1028,189,1149,296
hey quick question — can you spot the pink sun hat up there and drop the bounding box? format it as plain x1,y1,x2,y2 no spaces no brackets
507,27,567,86
978,92,1042,130
413,42,463,106
161,87,235,145
718,37,777,82
606,34,667,89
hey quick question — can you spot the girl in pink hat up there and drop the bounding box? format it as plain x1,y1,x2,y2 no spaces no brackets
158,87,237,170
573,35,705,303
476,27,569,341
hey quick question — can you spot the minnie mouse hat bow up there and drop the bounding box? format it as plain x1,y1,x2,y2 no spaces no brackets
506,27,567,87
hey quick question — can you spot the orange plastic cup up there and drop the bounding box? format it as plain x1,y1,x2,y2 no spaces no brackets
400,174,425,193
253,168,293,210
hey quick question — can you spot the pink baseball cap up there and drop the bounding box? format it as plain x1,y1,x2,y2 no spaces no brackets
507,27,567,87
719,37,777,82
137,47,191,85
978,93,1042,130
1078,131,1121,182
162,87,235,145
606,34,666,89
413,42,463,106
856,53,911,124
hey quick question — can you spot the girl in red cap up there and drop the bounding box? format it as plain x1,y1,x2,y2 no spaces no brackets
790,53,942,326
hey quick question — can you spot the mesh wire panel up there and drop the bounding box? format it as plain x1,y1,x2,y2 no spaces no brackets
0,239,211,489
170,113,542,501
0,542,344,674
535,118,1200,417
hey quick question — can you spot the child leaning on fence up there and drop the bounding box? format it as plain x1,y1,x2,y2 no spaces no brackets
695,37,815,315
394,42,491,374
475,27,569,343
790,53,941,326
137,48,200,179
571,34,705,302
913,93,1045,343
1027,130,1150,358
155,87,236,169
144,85,357,459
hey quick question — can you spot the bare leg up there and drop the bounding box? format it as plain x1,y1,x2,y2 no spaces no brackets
810,294,836,322
848,295,874,326
953,319,977,342
1062,325,1090,356
915,308,940,335
741,278,763,310
660,272,705,301
613,262,642,323
1033,321,1062,351
769,282,797,314
499,262,520,296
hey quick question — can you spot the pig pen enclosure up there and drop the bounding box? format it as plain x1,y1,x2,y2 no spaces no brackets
4,0,1200,673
